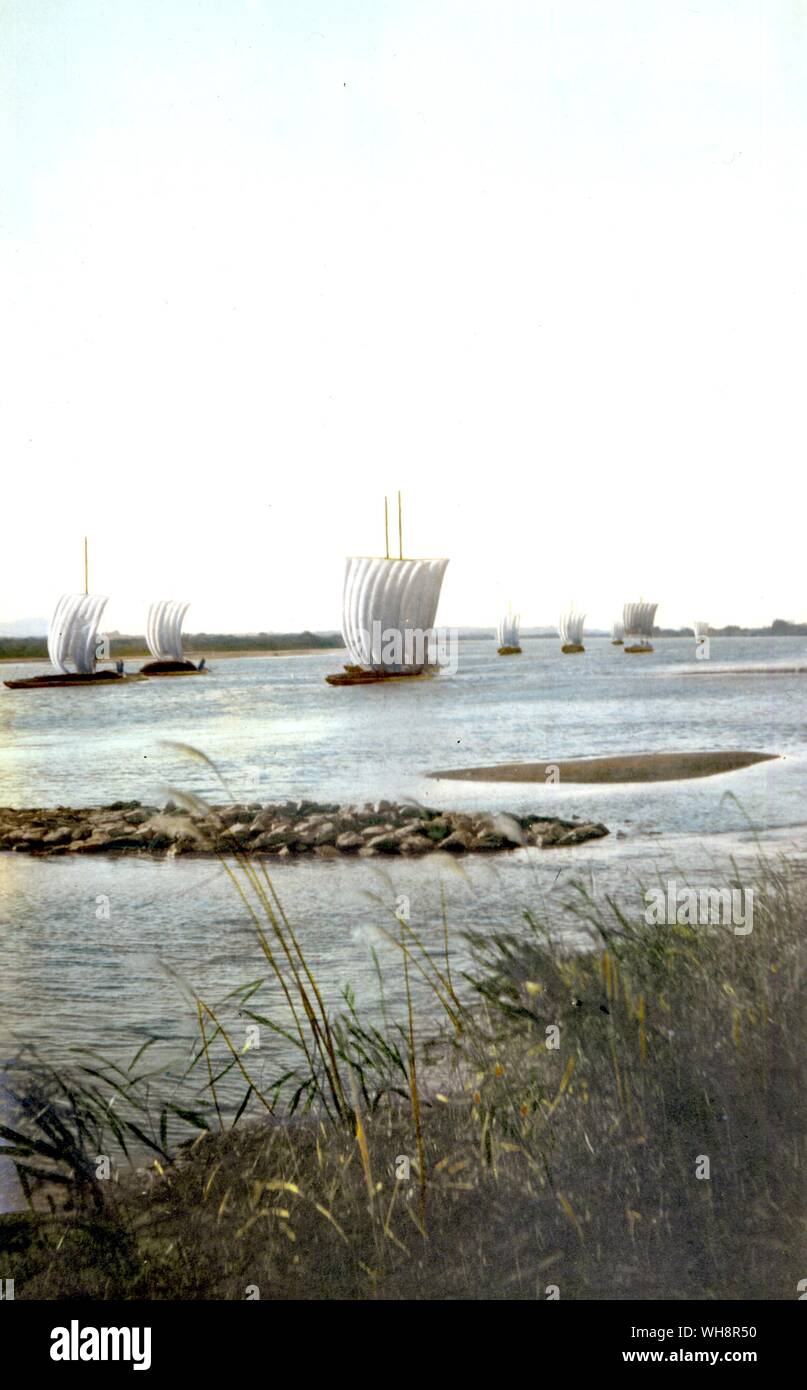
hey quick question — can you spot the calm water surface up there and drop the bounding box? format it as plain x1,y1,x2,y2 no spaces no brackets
1,637,805,1149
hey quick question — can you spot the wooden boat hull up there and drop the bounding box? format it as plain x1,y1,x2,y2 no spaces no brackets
561,643,585,654
325,668,433,687
624,644,654,653
3,671,146,689
611,639,624,645
497,646,522,656
138,660,207,677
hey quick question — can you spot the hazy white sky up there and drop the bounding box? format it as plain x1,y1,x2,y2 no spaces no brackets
1,0,804,633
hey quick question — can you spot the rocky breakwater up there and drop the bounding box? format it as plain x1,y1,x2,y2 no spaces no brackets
0,800,609,860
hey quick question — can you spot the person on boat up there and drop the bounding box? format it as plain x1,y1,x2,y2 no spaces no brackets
116,660,124,674
197,658,206,671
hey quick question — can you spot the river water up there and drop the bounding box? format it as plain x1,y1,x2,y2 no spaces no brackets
0,636,805,1178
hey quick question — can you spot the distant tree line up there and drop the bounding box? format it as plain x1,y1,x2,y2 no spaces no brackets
0,632,343,660
656,620,807,638
2,621,806,662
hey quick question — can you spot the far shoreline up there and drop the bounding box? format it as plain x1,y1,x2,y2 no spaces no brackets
0,646,344,665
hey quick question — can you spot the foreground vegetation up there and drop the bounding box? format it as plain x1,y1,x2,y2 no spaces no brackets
1,826,804,1300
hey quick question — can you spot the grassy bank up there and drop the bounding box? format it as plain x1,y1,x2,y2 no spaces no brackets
1,842,804,1300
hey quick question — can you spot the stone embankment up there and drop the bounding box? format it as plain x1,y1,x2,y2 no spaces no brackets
0,801,609,859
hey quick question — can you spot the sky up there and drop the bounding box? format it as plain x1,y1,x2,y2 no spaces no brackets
1,0,805,634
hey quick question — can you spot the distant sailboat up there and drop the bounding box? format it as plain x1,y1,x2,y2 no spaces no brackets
693,621,710,639
4,539,144,689
497,607,521,655
623,600,658,653
139,600,206,676
611,620,624,646
559,609,585,654
326,494,449,686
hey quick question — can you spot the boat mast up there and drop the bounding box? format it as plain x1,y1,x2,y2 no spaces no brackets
397,490,403,560
84,537,88,595
384,497,390,559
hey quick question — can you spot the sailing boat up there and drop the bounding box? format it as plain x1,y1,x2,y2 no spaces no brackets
139,600,206,675
4,540,144,689
326,494,449,686
611,620,624,645
497,607,521,655
559,608,585,654
623,600,658,653
693,621,710,639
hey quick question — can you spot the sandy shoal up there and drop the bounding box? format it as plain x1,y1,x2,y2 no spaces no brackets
429,750,778,785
